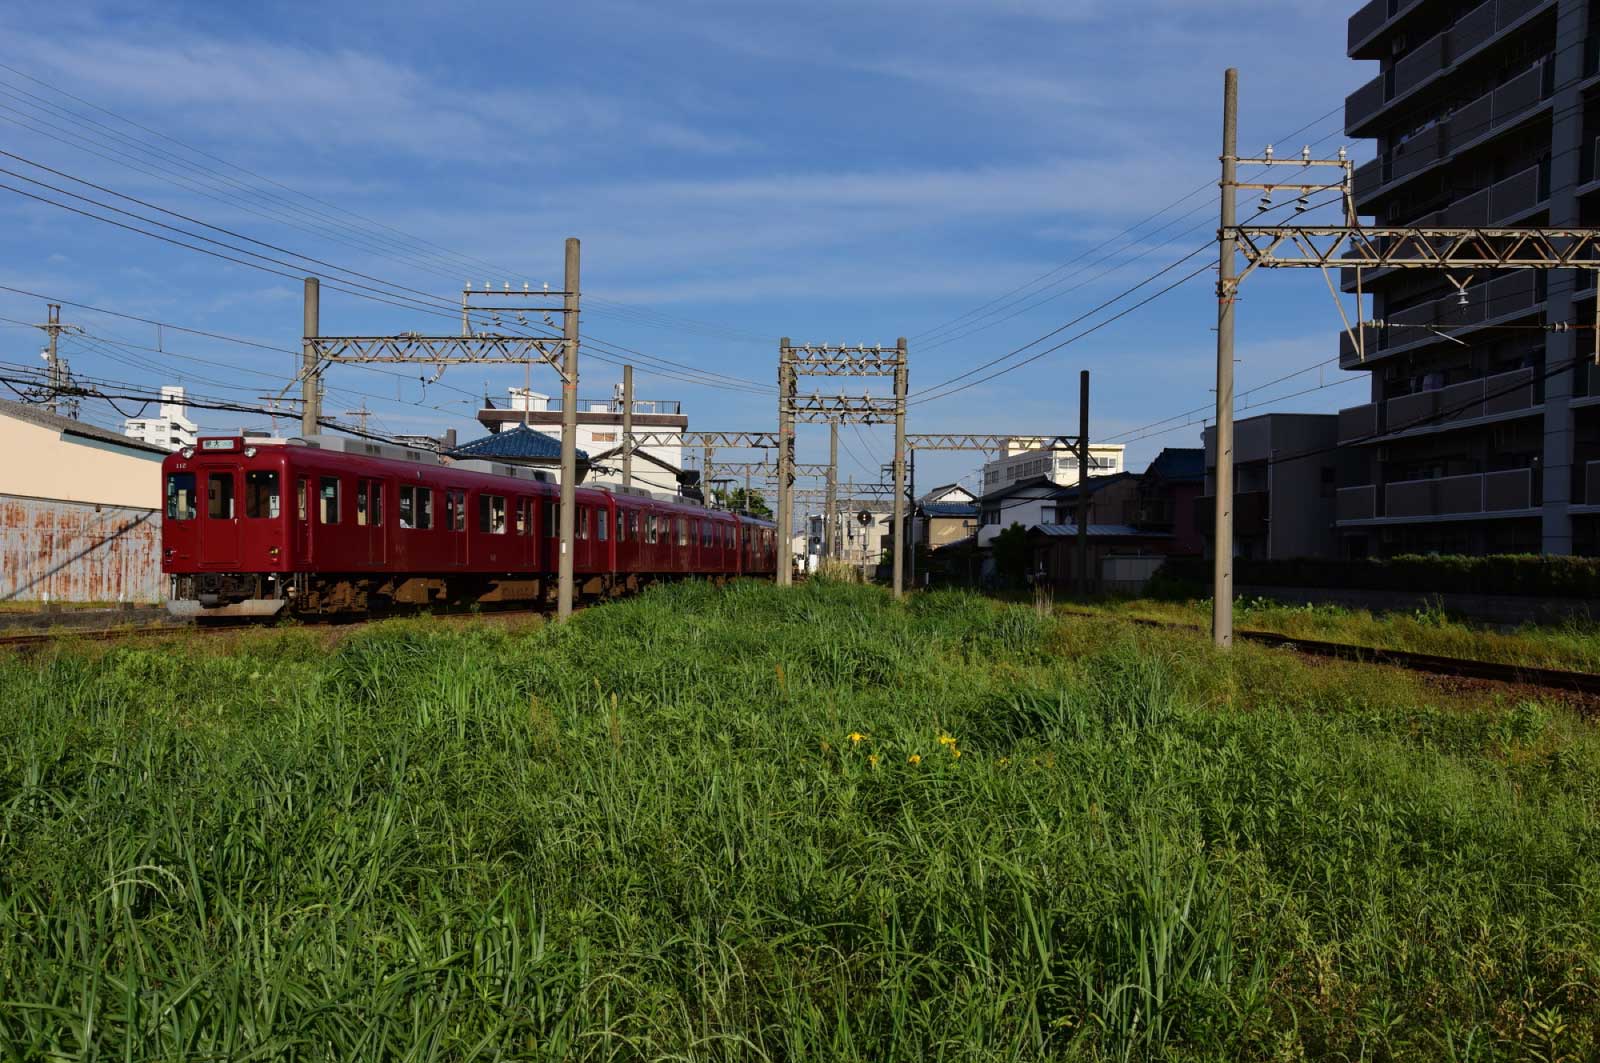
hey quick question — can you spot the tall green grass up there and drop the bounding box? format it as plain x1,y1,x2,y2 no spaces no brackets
2,580,1597,1060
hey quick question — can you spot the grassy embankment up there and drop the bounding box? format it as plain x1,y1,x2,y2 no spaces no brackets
2,579,1598,1060
1074,594,1600,674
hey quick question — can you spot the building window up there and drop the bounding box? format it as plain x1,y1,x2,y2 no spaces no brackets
318,477,339,524
166,473,197,520
592,432,617,443
245,471,280,518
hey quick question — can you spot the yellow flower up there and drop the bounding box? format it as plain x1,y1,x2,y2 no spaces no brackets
997,757,1011,767
907,753,922,765
937,734,957,748
951,748,962,759
848,732,867,745
867,753,880,768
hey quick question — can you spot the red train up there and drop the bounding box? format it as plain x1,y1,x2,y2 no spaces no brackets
161,435,779,618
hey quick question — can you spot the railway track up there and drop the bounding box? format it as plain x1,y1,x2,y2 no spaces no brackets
1057,608,1600,697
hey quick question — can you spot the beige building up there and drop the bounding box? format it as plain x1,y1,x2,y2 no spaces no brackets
0,399,169,603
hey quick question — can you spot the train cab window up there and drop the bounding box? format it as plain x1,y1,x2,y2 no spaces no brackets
208,473,235,519
399,485,432,529
165,473,197,520
479,494,506,534
544,501,558,537
244,471,280,518
356,479,383,527
318,477,340,524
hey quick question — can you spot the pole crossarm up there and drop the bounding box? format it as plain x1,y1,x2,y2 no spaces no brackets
308,334,565,367
1230,226,1600,272
630,430,780,449
905,432,1082,456
780,343,902,376
707,461,829,479
789,395,899,422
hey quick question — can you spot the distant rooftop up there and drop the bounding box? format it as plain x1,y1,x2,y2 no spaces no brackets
447,424,586,463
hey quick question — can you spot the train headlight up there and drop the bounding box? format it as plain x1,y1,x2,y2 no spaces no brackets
179,446,195,458
244,447,257,457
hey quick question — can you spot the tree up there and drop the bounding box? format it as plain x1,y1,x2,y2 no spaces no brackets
992,522,1032,589
715,487,772,519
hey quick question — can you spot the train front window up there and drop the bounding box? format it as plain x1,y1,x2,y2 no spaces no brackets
245,471,280,518
165,473,196,520
207,473,235,519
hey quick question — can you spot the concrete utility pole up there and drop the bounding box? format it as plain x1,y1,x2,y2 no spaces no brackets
1213,69,1239,648
302,277,320,436
344,403,371,435
908,446,918,588
558,237,580,622
776,339,795,587
892,337,908,599
824,420,838,561
621,364,633,490
702,443,714,501
1077,369,1090,596
40,303,64,417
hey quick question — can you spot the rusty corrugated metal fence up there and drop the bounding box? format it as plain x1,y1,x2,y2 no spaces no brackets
1,493,163,603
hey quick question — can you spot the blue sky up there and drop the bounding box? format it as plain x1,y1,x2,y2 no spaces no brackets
0,0,1368,492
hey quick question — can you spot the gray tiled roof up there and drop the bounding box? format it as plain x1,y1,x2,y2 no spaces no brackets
0,397,169,456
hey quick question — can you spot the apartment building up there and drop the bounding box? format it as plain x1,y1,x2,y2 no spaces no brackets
1337,0,1600,556
979,438,1125,495
478,385,687,492
1200,414,1344,560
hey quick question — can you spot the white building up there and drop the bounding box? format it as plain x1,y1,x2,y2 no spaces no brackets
980,437,1124,495
478,385,686,492
122,386,198,452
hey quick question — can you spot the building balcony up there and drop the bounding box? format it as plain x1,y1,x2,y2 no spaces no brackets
1345,164,1548,292
1346,1,1555,137
1351,63,1551,215
1586,460,1600,505
1339,273,1543,367
1337,368,1540,442
1348,0,1426,59
1337,484,1377,522
1384,469,1533,519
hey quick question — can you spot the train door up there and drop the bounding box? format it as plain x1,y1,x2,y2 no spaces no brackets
294,476,311,563
445,489,467,566
355,478,386,567
200,468,239,566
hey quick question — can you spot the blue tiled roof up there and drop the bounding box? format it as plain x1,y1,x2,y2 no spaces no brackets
448,425,585,462
1144,447,1204,481
921,502,977,517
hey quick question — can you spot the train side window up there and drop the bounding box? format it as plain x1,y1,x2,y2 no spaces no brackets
319,477,340,524
244,471,279,518
445,489,466,532
597,508,608,541
354,479,383,526
165,473,197,520
629,512,639,539
616,510,626,541
576,506,589,541
677,518,687,547
645,514,657,544
544,501,558,537
356,481,368,526
479,494,506,534
206,472,235,519
297,478,308,521
399,485,432,530
371,481,383,525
